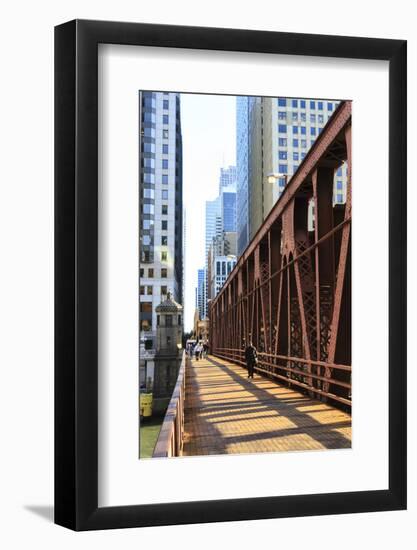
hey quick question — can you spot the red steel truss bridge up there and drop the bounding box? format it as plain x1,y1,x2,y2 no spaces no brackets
210,100,352,410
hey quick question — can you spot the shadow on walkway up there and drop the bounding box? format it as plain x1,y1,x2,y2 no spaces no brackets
183,355,351,457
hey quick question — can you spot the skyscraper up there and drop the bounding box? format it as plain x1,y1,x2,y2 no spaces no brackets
236,96,347,251
195,268,206,320
221,185,237,232
139,91,183,351
219,165,237,193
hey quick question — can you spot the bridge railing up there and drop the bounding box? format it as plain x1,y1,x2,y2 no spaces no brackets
153,351,186,458
214,347,351,407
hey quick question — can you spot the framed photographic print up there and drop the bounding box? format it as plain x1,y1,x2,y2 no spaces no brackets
55,19,406,530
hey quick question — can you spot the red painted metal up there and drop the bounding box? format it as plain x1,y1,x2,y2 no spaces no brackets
210,101,352,408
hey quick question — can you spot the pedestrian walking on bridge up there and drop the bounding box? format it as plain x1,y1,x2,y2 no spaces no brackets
245,341,258,379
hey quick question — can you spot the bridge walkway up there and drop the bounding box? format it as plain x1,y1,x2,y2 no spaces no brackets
183,355,351,456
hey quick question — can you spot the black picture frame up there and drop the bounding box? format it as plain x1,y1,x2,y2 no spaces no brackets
55,19,407,531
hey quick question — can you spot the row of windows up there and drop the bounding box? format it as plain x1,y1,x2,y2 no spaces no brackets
278,125,324,135
140,284,169,296
278,137,316,149
278,112,326,123
140,202,168,217
139,267,169,280
279,151,307,161
278,98,334,111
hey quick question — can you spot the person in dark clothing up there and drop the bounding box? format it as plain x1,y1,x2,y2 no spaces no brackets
244,342,257,379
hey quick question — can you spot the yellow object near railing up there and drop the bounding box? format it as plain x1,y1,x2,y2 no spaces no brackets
140,392,153,417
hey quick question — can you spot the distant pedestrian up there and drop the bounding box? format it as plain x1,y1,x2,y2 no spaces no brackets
195,342,203,361
244,341,257,379
203,342,209,358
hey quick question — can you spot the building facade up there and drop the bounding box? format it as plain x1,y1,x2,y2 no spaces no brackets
209,255,237,299
139,91,183,385
195,268,206,320
219,165,237,193
221,185,237,232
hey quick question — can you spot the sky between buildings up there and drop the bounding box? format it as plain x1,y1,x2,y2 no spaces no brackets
181,93,236,331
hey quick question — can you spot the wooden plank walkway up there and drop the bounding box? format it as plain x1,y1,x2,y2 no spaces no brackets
183,355,351,456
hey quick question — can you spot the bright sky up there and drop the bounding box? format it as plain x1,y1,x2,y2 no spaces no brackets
181,93,236,331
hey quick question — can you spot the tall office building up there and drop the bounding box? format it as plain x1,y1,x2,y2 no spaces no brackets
205,196,221,259
209,256,237,299
139,91,183,354
236,96,347,252
195,268,206,320
221,185,237,232
219,165,237,193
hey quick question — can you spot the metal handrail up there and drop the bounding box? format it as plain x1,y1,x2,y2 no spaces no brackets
153,351,186,458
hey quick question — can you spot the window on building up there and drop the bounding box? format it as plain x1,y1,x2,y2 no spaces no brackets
165,315,173,327
161,285,167,295
292,99,298,108
278,111,286,120
163,114,169,124
162,144,168,154
293,152,299,161
157,315,160,326
162,174,168,185
292,112,298,121
140,319,151,331
140,302,152,313
292,126,298,134
301,127,306,135
310,114,316,123
279,164,288,174
337,193,343,202
161,268,168,278
337,180,343,190
216,262,220,275
300,113,306,122
143,204,154,215
337,167,343,176
310,100,316,109
178,315,181,325
162,190,168,200
279,151,287,160
161,251,167,261
328,102,333,111
222,262,226,275
318,101,323,110
300,100,306,109
147,286,153,295
162,204,168,215
311,127,316,136
167,336,171,345
278,124,287,133
278,98,287,106
163,129,169,139
140,285,145,295
163,99,169,110
140,268,144,277
293,139,299,147
144,339,153,350
278,138,287,146
161,220,168,231
301,139,307,148
162,159,168,169
318,127,323,133
293,164,299,171
301,152,306,160
148,268,154,278
318,114,324,123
